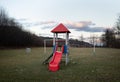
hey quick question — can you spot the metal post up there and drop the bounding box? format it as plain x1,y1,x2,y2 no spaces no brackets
53,33,55,46
93,35,96,55
93,40,95,55
44,40,46,54
65,32,69,65
56,33,58,45
44,39,53,54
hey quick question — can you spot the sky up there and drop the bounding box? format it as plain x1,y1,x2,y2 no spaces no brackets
0,0,120,40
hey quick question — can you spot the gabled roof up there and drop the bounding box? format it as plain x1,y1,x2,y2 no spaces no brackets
51,23,70,33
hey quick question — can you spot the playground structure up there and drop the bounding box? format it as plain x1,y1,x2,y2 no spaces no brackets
43,23,70,72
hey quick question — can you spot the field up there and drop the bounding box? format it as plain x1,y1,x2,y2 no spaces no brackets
0,47,120,82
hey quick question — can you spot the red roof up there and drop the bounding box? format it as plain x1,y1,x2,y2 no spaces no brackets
51,23,70,33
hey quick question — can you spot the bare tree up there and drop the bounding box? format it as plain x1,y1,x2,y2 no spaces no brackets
116,15,120,32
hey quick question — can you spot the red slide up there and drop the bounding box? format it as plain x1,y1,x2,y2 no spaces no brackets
49,46,64,72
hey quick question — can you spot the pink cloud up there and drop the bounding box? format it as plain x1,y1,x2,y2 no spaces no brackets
61,20,95,28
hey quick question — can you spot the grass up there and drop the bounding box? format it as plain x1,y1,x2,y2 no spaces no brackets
0,47,120,82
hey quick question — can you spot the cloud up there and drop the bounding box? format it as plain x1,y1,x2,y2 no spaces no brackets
63,20,95,28
16,18,28,21
17,19,106,32
17,19,56,27
62,20,105,32
40,21,56,25
23,21,55,27
74,26,105,32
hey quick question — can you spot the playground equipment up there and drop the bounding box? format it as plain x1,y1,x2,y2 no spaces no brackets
43,23,70,72
49,45,64,71
43,39,65,64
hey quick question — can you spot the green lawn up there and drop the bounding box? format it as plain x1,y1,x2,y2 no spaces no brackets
0,47,120,82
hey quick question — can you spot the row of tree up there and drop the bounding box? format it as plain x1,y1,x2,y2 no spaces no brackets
102,15,120,48
0,8,43,48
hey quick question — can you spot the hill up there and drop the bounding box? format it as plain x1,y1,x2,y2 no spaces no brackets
42,37,93,47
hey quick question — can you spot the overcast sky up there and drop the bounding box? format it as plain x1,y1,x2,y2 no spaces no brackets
0,0,120,39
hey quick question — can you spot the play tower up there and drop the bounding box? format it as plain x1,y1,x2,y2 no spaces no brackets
51,23,70,65
45,23,70,72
